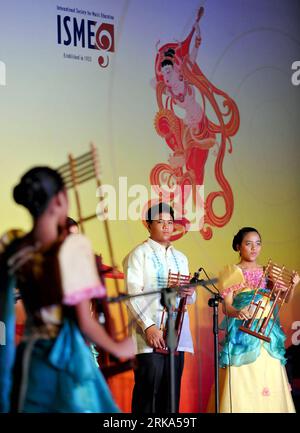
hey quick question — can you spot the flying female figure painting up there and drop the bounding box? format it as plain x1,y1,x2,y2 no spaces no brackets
150,7,240,240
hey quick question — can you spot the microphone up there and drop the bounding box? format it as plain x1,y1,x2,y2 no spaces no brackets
190,272,200,283
189,268,219,291
190,267,203,283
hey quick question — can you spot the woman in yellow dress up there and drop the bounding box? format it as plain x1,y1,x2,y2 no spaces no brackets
218,227,299,413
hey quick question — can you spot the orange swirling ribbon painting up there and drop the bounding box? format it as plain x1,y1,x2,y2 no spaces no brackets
150,7,240,240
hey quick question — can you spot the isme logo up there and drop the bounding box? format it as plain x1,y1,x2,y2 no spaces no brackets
57,15,114,68
0,60,6,86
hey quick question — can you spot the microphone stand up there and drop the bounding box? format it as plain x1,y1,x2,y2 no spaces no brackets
107,286,181,413
191,270,222,413
160,287,177,413
106,282,203,304
107,278,217,414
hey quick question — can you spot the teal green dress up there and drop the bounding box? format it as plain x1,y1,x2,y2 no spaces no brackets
219,265,287,368
214,265,295,413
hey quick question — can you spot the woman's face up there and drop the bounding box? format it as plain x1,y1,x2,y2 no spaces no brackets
57,190,69,227
238,231,262,262
162,64,178,86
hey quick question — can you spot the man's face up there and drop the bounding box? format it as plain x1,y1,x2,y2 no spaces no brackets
148,212,174,245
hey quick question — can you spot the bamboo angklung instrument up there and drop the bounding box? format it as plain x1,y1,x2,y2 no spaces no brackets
57,144,131,376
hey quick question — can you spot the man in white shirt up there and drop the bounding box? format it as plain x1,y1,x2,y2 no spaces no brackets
123,203,196,413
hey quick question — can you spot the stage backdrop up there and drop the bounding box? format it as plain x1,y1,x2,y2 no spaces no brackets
1,0,300,412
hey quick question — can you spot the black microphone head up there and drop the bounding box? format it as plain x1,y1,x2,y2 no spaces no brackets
190,272,199,283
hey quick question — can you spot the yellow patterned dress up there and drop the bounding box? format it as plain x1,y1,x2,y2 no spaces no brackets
210,265,295,413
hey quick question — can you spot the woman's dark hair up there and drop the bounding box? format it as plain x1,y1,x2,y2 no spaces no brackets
13,166,65,217
161,58,174,68
146,203,174,223
161,48,175,68
232,227,261,251
66,217,78,230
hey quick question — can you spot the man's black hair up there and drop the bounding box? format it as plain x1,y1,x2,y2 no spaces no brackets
146,203,174,222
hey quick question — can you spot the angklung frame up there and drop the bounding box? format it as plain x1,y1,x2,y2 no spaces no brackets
239,260,296,342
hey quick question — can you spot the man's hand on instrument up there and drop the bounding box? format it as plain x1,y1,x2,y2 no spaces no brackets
145,325,165,350
180,287,195,297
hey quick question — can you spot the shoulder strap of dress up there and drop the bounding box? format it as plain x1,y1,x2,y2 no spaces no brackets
58,234,105,305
